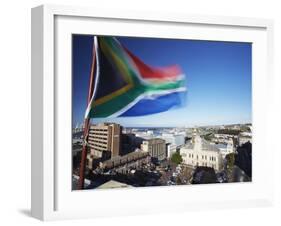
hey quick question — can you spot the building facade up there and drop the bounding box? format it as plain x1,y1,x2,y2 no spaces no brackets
166,143,177,159
87,123,121,169
180,131,223,171
141,138,166,161
99,150,151,173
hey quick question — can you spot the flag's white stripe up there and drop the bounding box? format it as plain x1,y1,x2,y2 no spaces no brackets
108,87,187,118
84,36,101,119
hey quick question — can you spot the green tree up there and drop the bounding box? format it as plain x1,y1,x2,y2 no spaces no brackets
171,152,183,165
203,133,213,141
225,153,235,182
226,153,235,169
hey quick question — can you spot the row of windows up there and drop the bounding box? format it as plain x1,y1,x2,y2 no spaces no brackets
89,143,107,149
151,149,165,157
89,137,106,142
191,161,215,168
90,143,107,150
89,132,108,136
150,145,165,157
88,139,107,145
188,153,216,161
210,156,216,161
90,128,108,132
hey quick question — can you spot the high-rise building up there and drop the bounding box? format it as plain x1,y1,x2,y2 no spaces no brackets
87,123,121,169
141,138,166,161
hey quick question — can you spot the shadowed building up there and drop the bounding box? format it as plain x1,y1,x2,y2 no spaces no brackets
99,150,151,173
141,138,166,162
121,133,145,155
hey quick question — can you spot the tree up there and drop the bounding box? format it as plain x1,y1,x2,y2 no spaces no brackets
203,133,213,141
224,153,236,182
171,152,183,165
226,153,235,169
235,142,252,177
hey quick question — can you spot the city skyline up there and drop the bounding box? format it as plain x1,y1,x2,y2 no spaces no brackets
73,35,252,127
72,121,252,189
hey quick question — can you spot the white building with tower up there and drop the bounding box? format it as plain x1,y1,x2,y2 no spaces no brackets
180,129,223,171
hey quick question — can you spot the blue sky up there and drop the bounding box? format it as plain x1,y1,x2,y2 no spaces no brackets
72,35,252,127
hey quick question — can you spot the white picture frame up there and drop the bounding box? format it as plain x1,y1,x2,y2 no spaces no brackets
31,4,274,221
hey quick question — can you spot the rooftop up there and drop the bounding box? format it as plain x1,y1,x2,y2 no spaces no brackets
97,180,132,189
201,139,220,153
215,143,227,150
183,136,220,153
101,150,149,168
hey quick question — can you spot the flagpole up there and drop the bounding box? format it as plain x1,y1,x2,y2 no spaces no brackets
78,37,96,190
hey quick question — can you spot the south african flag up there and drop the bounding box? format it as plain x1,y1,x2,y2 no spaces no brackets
85,36,187,118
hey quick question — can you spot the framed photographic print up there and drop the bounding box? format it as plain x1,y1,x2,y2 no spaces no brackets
31,4,274,221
